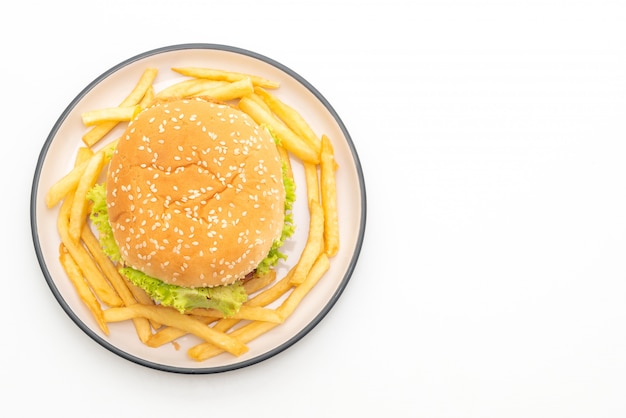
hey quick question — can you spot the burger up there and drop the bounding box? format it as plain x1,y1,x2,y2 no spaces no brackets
87,96,295,316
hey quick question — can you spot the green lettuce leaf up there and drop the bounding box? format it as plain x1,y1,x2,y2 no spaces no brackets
256,163,296,274
120,267,247,315
86,184,122,263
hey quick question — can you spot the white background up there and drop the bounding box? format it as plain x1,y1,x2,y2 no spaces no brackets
4,0,626,416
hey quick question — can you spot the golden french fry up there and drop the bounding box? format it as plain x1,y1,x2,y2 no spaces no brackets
190,305,283,323
59,244,109,335
247,268,295,308
303,162,320,205
46,147,93,208
119,67,158,105
46,162,87,208
139,85,155,108
79,225,133,300
103,304,248,357
49,146,94,211
145,323,204,348
238,96,319,164
291,200,325,285
81,105,141,126
68,152,104,242
320,135,339,257
155,78,227,100
172,67,279,89
210,317,239,334
279,253,330,319
244,91,273,114
146,328,187,348
75,147,94,164
82,122,118,148
46,138,119,208
82,68,158,147
189,321,277,361
145,314,217,348
196,78,254,101
58,196,123,307
255,87,321,155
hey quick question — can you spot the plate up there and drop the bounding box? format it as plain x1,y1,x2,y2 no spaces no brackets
30,43,366,374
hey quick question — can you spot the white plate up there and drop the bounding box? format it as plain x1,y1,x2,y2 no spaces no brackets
30,44,366,374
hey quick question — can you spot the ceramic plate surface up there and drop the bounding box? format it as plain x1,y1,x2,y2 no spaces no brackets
31,43,366,374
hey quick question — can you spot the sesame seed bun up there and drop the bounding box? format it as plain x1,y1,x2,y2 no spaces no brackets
106,97,285,288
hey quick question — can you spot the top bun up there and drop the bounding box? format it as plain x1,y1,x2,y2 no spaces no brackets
106,97,285,288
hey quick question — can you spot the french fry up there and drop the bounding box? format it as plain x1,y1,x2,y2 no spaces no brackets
82,68,158,147
238,96,319,164
103,304,248,357
75,146,94,164
303,162,320,205
155,78,227,100
68,151,104,242
146,315,217,348
209,318,240,335
247,268,296,308
48,147,94,209
255,87,321,155
279,253,330,319
46,138,119,208
188,321,278,361
79,226,132,301
244,91,273,115
190,305,283,323
155,78,253,102
59,244,109,335
139,85,155,108
172,67,279,89
58,196,123,307
146,328,188,348
82,123,118,148
119,67,159,106
81,105,141,126
291,200,325,285
196,77,254,101
320,135,340,257
46,162,87,208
